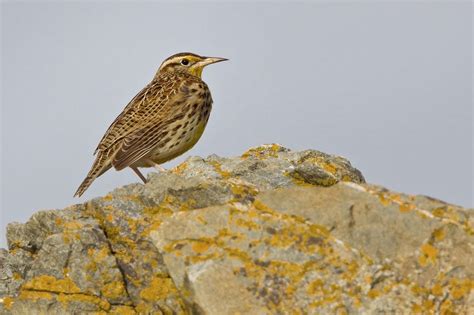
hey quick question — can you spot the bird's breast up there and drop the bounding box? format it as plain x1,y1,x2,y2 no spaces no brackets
146,83,213,165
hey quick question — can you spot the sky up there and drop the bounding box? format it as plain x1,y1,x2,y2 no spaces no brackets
1,1,472,248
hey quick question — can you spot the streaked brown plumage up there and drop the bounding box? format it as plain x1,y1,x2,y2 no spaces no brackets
74,52,227,197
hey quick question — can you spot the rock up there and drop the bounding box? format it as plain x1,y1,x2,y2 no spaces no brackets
0,144,472,314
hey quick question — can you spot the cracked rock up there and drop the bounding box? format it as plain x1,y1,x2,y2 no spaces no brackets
0,144,472,314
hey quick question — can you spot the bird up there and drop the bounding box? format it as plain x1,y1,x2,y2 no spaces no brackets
74,52,227,197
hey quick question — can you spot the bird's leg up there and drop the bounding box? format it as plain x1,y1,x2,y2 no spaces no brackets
131,166,147,184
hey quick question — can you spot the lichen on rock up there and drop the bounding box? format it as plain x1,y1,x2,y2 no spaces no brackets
0,144,472,314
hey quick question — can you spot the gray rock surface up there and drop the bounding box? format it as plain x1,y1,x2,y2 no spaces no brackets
0,144,472,314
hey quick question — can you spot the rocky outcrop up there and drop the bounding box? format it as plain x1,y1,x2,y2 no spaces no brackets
0,144,472,314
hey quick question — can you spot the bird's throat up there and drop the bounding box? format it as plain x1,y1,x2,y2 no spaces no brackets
189,67,203,78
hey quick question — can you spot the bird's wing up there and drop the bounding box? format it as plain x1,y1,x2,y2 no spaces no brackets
111,110,186,170
94,74,178,154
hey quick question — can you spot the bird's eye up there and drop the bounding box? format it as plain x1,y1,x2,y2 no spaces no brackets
181,59,189,65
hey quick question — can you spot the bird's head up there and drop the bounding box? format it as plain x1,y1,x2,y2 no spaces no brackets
157,52,227,78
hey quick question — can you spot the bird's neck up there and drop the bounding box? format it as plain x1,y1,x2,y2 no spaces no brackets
155,68,203,79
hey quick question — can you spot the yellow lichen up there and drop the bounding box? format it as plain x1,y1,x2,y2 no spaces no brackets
172,161,189,174
13,272,22,281
57,292,111,311
102,281,128,300
418,243,438,266
252,199,276,214
63,220,84,230
431,283,444,296
286,170,314,187
141,218,163,237
230,182,259,200
432,207,445,218
234,217,260,230
22,275,81,294
155,194,198,212
241,144,283,159
321,162,337,175
341,175,353,182
208,160,231,179
432,227,446,241
139,276,178,301
439,299,455,314
307,279,324,294
411,284,429,296
188,252,219,264
399,203,414,212
106,214,114,222
102,194,113,201
449,278,472,300
19,290,53,301
195,214,208,225
87,246,110,263
378,194,391,206
411,303,423,313
191,241,211,254
2,296,14,309
109,305,136,314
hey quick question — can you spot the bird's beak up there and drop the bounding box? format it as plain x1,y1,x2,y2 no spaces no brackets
198,57,228,67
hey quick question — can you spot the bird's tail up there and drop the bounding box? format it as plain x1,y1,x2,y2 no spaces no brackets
74,153,111,197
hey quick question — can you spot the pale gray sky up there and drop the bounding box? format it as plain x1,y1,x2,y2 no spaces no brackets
1,1,472,247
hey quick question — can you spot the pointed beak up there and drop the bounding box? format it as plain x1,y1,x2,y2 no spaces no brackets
198,56,228,67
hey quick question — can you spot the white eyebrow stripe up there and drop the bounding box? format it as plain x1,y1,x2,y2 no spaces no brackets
159,57,183,70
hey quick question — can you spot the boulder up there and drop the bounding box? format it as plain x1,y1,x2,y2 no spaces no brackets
0,144,472,314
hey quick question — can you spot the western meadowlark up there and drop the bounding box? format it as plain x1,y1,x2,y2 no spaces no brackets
74,52,227,197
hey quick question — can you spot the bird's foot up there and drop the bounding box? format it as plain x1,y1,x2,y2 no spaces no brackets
153,164,166,172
